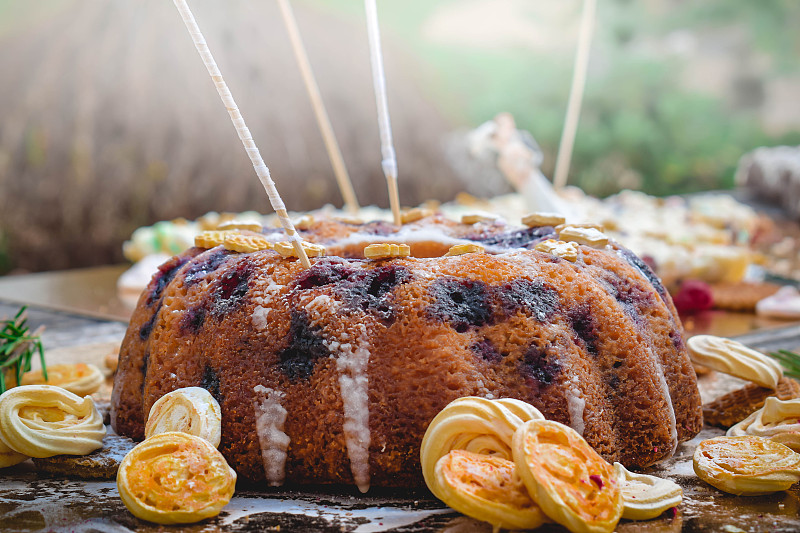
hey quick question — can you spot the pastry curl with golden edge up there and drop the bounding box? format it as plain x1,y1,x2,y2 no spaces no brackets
420,396,544,501
434,449,547,530
117,432,236,524
686,335,783,389
145,387,222,448
522,212,565,228
693,435,800,495
558,227,609,248
0,385,105,458
223,233,273,253
443,243,484,257
727,397,800,452
195,230,235,249
363,243,410,259
0,438,28,468
613,462,682,520
535,239,579,262
21,363,104,397
274,240,326,258
512,419,622,533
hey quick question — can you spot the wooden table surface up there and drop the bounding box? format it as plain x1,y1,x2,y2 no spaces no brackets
3,267,800,532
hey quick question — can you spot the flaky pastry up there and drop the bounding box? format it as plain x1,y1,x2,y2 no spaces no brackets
693,435,800,495
613,462,682,520
420,396,544,501
686,335,783,389
0,438,28,468
535,239,579,262
117,432,236,524
727,397,800,452
21,363,104,397
434,449,547,530
512,419,622,533
145,387,222,447
0,385,105,457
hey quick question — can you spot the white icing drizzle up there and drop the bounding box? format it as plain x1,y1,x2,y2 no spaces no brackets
303,294,339,329
331,325,372,493
566,386,586,436
652,361,678,454
251,306,270,331
252,385,291,487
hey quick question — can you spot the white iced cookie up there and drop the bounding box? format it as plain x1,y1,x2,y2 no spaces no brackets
728,397,800,452
0,385,105,457
686,335,783,389
21,363,105,397
145,387,222,448
0,438,28,468
693,435,800,495
613,462,682,520
420,396,544,501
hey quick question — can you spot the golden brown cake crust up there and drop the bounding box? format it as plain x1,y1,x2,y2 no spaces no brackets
112,227,702,488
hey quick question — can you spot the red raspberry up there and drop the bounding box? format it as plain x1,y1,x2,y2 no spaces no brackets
672,280,713,314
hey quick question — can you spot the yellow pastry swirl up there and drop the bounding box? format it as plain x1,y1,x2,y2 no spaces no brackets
512,419,622,533
117,432,236,524
420,396,544,500
693,435,800,495
145,387,222,448
0,438,28,468
686,335,783,389
727,397,800,452
0,385,105,458
21,363,105,397
433,449,547,530
613,462,682,520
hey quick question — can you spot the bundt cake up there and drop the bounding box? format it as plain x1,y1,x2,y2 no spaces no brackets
111,216,703,491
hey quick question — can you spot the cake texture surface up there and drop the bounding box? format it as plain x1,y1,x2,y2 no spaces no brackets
111,218,702,489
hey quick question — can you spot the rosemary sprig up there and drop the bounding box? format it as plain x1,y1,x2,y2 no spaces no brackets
0,306,46,394
767,349,800,380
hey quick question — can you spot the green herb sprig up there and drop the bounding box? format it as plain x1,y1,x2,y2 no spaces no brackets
0,306,46,394
767,349,800,380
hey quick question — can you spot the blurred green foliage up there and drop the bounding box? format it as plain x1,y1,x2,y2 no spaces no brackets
308,0,800,197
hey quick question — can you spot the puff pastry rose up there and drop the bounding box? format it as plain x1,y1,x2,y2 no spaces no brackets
512,419,622,533
117,432,236,524
0,384,105,457
145,387,222,447
0,438,28,468
420,396,544,499
433,449,547,530
687,335,783,389
20,363,104,397
613,462,682,520
727,397,800,451
693,435,800,495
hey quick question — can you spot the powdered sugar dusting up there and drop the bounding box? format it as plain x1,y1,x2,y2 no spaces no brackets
332,324,372,493
303,294,339,328
253,385,291,487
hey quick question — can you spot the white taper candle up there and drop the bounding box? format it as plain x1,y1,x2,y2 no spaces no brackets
172,0,310,268
276,0,360,214
364,0,401,225
553,0,597,190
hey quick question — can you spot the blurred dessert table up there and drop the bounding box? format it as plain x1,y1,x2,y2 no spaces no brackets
0,265,132,322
